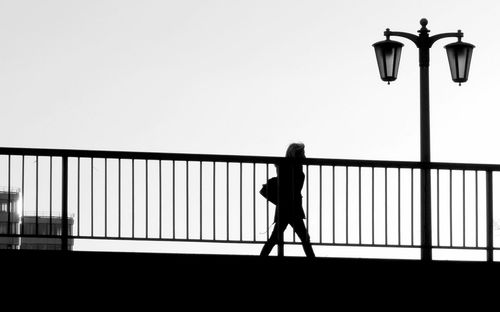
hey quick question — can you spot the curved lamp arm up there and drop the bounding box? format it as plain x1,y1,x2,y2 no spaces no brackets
384,29,419,46
429,30,464,47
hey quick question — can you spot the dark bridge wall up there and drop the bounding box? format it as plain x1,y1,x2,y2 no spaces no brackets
2,249,499,307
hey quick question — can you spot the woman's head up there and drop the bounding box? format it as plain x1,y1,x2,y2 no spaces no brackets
285,142,305,159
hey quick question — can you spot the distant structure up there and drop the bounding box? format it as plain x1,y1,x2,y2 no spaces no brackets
0,189,20,249
20,216,74,250
0,188,74,250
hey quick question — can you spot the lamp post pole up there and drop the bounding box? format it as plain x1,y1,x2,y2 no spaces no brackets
378,18,469,261
419,39,432,262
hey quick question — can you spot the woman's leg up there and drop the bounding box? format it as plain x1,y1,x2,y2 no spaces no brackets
260,222,288,256
291,219,315,258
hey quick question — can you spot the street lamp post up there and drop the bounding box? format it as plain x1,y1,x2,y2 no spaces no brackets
373,18,474,261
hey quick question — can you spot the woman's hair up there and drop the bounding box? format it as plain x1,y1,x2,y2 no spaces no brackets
285,142,305,158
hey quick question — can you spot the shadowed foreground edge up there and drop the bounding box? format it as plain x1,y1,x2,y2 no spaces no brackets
1,250,499,296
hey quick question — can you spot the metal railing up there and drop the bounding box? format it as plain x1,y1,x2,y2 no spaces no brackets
0,147,498,261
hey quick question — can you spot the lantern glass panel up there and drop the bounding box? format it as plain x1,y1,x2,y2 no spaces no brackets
385,47,396,77
457,48,467,78
446,48,458,80
375,47,386,79
392,46,402,79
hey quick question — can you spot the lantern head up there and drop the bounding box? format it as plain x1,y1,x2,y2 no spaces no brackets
444,39,474,85
373,38,404,84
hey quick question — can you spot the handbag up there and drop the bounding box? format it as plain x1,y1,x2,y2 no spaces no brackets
259,177,278,205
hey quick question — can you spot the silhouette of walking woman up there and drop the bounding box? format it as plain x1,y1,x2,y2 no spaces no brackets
260,143,315,258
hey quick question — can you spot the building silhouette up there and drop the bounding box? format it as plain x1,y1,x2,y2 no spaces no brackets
0,189,20,249
20,215,74,250
0,189,74,250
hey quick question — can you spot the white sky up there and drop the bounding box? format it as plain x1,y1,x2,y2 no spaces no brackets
1,0,499,164
3,1,500,259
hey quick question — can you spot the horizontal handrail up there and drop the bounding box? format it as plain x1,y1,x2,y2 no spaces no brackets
0,232,493,249
1,146,499,171
0,146,498,260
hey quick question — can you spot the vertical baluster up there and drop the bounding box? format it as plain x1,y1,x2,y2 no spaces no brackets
7,155,11,236
91,157,94,237
200,161,203,240
49,156,52,236
277,161,283,257
21,155,25,236
159,160,162,239
320,165,323,244
463,170,466,247
450,170,453,247
475,170,478,248
240,162,243,241
346,166,349,244
291,162,296,244
61,156,68,251
36,156,39,235
372,167,375,245
186,161,189,240
105,158,108,238
146,159,148,239
398,168,401,246
132,159,135,238
118,159,121,238
173,160,176,239
411,168,414,246
384,167,387,245
486,171,493,262
266,164,269,240
292,162,296,243
437,169,440,246
253,163,256,242
78,158,81,237
213,161,216,240
332,166,335,244
359,166,362,245
226,162,229,241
